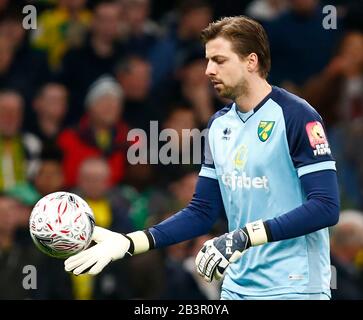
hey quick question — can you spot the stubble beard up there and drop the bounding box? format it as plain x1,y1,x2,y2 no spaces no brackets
218,78,249,101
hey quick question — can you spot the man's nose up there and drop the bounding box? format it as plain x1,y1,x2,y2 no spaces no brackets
205,60,216,77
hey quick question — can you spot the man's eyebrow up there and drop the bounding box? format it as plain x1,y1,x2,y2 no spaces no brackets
206,55,228,60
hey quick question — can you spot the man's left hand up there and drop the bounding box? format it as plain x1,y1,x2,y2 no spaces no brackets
195,229,250,282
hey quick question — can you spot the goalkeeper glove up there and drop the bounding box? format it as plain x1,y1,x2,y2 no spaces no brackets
64,226,152,275
195,220,268,282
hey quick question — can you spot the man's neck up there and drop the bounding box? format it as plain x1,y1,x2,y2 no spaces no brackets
235,79,272,113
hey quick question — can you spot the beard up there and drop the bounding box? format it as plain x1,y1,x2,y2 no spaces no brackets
216,77,249,101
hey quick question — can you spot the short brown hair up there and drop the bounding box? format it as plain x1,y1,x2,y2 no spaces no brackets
201,16,271,79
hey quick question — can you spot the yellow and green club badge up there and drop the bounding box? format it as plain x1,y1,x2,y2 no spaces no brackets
258,121,275,142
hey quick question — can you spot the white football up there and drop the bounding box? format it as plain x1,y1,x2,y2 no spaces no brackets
29,192,95,259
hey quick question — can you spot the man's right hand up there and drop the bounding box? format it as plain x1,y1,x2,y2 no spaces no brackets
64,226,133,275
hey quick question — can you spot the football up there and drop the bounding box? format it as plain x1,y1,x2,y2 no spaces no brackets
29,192,95,259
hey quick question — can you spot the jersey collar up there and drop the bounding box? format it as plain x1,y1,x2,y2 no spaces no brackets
234,86,275,123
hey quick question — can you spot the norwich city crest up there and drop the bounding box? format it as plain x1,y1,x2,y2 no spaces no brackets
258,121,275,142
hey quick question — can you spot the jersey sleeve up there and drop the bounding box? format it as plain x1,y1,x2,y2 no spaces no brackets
199,104,234,180
199,122,217,180
283,100,336,178
199,108,220,180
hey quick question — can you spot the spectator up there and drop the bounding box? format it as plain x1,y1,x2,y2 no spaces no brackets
28,83,69,146
1,146,64,245
5,183,40,245
32,0,92,71
264,0,340,88
155,104,201,183
121,0,161,58
121,161,172,230
149,0,212,90
74,157,133,233
32,146,65,197
302,30,363,208
115,55,159,130
246,0,289,22
0,11,51,104
167,46,217,126
303,30,363,127
330,210,363,299
0,90,41,191
167,169,199,208
59,0,125,124
0,195,44,299
71,157,134,299
58,76,129,188
1,146,64,243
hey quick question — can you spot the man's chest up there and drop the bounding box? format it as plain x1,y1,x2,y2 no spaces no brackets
210,114,285,175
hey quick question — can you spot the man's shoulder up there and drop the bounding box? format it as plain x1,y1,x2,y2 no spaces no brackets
207,103,234,129
270,86,321,121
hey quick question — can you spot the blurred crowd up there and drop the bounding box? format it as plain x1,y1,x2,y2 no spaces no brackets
0,0,362,300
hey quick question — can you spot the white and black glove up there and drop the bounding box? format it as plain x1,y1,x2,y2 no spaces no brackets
195,220,269,282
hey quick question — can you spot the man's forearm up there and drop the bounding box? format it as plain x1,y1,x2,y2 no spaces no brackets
265,170,340,241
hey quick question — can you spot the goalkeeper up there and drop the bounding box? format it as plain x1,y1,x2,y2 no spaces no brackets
65,16,340,300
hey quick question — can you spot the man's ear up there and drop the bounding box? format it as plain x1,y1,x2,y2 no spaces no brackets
246,53,259,73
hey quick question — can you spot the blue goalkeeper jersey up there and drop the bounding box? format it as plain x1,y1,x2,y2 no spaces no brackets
199,86,335,296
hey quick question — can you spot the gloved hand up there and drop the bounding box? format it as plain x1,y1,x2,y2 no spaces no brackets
195,228,250,282
195,220,269,282
64,226,134,275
